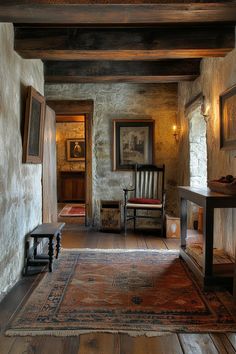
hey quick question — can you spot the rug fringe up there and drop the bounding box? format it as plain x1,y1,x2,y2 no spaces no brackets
61,248,179,253
5,329,172,337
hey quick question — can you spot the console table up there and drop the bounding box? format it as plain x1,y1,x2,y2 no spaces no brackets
178,186,236,289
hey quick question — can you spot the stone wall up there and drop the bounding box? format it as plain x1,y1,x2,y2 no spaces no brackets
178,44,236,256
46,83,178,226
0,24,44,300
56,122,85,172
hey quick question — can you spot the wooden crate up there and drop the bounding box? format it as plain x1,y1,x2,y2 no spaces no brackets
166,215,180,238
100,200,121,232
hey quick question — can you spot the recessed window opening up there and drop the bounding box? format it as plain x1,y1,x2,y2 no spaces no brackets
189,106,207,189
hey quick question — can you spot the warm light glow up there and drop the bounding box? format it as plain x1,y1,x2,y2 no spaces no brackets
172,124,180,142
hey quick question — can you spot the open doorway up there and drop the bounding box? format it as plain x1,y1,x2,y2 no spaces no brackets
56,114,86,226
47,100,93,228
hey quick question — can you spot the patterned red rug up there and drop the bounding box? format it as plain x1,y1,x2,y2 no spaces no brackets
6,250,236,336
59,204,85,217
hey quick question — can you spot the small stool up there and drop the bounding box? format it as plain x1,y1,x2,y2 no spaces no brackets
29,222,65,272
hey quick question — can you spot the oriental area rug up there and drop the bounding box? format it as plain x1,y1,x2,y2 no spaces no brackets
6,250,236,336
59,204,85,217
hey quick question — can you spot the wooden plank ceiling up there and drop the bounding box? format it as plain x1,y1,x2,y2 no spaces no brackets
1,1,236,83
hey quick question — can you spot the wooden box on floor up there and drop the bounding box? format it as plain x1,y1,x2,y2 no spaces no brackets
166,215,180,238
100,200,121,232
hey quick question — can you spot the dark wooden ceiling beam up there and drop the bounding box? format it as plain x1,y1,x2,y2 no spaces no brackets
1,3,236,25
44,59,200,83
14,26,235,60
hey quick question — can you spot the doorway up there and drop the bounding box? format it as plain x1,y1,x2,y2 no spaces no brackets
47,100,93,227
56,114,86,226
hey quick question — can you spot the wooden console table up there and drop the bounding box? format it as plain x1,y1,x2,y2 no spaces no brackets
178,186,236,289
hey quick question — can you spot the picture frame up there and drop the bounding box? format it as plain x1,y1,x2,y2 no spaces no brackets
22,86,45,163
66,139,85,161
220,84,236,150
112,119,154,171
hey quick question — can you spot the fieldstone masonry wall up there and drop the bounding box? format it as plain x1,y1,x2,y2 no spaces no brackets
56,122,85,172
0,24,44,300
178,42,236,257
46,83,178,226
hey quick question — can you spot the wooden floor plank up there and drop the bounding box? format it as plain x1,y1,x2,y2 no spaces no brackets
210,333,236,354
96,233,117,249
111,233,126,249
61,231,87,249
0,335,16,354
82,232,99,249
0,276,42,333
78,333,120,354
226,334,236,351
125,233,139,249
163,238,180,250
178,333,219,354
120,333,183,354
145,235,167,250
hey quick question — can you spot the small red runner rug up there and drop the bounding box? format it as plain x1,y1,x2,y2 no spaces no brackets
59,204,85,217
6,250,236,336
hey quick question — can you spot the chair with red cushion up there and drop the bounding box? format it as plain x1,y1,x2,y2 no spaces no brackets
123,164,165,236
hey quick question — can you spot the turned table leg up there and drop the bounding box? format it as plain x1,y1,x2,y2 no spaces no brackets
48,235,54,272
56,232,61,259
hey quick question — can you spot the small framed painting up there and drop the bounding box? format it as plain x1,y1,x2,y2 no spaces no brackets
220,84,236,150
112,119,154,171
22,86,45,163
67,139,85,161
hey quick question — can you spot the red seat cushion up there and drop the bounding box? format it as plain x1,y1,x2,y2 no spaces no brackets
128,197,161,204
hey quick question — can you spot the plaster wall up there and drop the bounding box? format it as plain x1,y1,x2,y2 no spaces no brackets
46,83,178,226
0,24,44,300
178,44,236,256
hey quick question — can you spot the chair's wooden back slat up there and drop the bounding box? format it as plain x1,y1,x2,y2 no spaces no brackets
135,164,165,200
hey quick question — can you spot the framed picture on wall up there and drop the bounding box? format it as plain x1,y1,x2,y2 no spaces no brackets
67,139,85,161
220,84,236,150
112,119,154,171
22,86,45,163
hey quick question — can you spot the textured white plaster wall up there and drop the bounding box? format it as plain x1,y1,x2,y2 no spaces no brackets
46,83,178,226
178,43,236,256
0,24,44,300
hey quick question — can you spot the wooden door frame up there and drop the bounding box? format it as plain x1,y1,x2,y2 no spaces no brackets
47,100,93,226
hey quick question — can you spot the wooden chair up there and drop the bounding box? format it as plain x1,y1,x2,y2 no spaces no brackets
123,164,165,236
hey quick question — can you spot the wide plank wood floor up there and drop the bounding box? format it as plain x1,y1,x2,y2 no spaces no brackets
1,227,236,354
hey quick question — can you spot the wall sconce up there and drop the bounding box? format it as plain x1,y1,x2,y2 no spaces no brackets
172,124,181,142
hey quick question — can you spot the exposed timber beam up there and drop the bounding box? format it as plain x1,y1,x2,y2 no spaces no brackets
1,3,236,25
14,26,235,60
44,59,201,83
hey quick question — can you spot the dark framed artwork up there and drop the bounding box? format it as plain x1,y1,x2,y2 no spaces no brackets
67,139,85,161
220,84,236,150
112,119,154,171
22,86,45,163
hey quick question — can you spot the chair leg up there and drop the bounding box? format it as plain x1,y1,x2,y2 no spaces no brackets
124,205,127,235
134,209,136,231
161,210,165,237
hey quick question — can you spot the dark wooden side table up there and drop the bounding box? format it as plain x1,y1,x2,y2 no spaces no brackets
30,222,65,272
178,186,236,289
